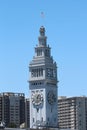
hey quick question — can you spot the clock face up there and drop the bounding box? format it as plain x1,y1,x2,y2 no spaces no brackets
31,91,43,106
47,91,56,105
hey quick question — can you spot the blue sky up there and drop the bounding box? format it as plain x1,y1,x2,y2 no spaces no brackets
0,0,87,97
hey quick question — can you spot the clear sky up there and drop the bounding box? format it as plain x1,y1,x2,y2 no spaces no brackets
0,0,87,98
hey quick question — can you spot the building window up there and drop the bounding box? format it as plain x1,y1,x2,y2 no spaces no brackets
54,118,56,122
37,49,42,56
41,117,43,121
48,117,49,121
31,68,43,78
51,108,52,113
33,118,34,122
45,49,50,57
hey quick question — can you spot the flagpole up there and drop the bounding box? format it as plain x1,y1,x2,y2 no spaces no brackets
40,12,45,26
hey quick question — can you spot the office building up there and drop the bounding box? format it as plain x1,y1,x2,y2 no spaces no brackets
25,98,30,128
0,92,25,127
58,96,87,130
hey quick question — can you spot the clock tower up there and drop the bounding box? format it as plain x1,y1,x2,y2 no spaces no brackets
29,26,58,129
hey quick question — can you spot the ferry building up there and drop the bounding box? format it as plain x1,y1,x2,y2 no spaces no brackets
29,26,58,129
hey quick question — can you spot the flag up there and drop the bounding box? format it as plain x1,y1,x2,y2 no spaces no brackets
41,12,44,18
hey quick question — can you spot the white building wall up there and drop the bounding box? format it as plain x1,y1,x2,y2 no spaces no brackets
30,88,46,128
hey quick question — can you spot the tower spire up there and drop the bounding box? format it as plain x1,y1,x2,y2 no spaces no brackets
39,26,45,36
38,26,47,47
